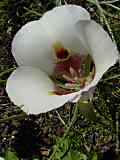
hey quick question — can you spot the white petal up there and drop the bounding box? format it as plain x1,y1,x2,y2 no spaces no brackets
75,20,118,76
12,5,90,74
40,5,90,53
12,20,55,74
6,66,70,114
66,20,118,102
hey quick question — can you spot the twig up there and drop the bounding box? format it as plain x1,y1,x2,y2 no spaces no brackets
100,0,120,4
55,110,67,127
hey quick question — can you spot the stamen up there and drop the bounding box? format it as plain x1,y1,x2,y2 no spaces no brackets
65,83,76,88
62,74,74,83
50,53,96,96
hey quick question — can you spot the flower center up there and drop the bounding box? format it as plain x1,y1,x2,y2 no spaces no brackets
49,42,96,95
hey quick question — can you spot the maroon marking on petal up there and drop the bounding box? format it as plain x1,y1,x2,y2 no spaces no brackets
54,54,83,75
69,66,78,78
56,48,69,60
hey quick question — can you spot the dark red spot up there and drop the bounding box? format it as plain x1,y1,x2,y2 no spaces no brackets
56,49,69,59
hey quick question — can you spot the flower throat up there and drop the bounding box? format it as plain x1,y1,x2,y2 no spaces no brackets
49,43,95,95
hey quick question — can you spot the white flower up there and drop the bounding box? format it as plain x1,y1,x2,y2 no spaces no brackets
6,5,118,114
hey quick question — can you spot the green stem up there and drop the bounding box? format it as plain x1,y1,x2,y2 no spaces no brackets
100,0,120,4
0,80,7,83
63,103,78,138
103,9,119,19
100,74,120,82
49,103,78,160
49,149,56,160
24,7,42,17
103,3,120,11
0,67,16,78
0,114,26,123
